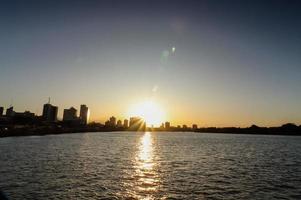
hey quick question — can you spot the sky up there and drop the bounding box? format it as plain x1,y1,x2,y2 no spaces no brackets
0,0,301,127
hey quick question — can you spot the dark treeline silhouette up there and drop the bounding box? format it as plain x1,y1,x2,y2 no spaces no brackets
194,123,301,136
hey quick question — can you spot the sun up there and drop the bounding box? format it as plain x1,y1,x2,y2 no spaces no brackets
128,100,165,127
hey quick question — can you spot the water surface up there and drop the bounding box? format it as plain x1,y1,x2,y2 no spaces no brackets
0,132,301,199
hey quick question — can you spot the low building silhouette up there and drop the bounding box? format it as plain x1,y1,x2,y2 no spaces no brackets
6,106,15,117
14,111,35,118
63,107,77,121
12,111,35,126
192,124,198,130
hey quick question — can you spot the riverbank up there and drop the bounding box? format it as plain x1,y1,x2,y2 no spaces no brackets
1,123,301,138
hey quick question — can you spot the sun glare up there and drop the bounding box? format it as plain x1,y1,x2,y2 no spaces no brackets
128,101,165,127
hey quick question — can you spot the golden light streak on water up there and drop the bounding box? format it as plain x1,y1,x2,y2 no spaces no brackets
134,132,160,199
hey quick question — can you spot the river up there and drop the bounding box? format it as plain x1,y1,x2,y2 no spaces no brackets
0,132,301,199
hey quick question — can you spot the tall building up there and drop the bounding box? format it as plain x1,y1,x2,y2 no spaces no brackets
105,120,110,126
63,107,77,121
0,107,3,116
117,119,122,127
192,124,198,130
123,119,129,128
42,103,58,122
160,123,164,129
165,121,170,129
109,116,116,127
6,106,15,117
79,104,89,125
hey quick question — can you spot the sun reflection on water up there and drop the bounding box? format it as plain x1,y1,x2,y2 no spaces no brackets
134,132,160,199
139,132,153,165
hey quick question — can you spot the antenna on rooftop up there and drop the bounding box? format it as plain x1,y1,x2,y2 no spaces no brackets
48,97,51,104
9,98,13,107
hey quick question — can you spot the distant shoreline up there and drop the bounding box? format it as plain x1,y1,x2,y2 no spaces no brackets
1,124,301,138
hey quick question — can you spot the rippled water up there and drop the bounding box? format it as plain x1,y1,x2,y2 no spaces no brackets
0,132,301,199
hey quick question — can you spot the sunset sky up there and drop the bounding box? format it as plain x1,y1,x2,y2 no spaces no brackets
0,0,301,127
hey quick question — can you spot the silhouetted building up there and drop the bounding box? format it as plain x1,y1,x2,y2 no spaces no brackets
129,117,146,131
6,106,15,117
42,103,58,122
14,111,35,118
0,107,3,116
165,122,170,129
192,124,198,129
117,119,122,127
63,107,77,121
160,123,164,129
12,111,35,125
109,116,116,127
129,117,138,127
79,104,89,125
124,119,129,128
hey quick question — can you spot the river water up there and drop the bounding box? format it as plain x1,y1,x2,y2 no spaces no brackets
0,132,301,199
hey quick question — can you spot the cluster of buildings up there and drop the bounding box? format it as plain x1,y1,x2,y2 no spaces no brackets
1,101,199,131
159,122,198,130
104,116,146,131
102,116,198,131
1,106,35,119
0,101,89,126
62,104,89,125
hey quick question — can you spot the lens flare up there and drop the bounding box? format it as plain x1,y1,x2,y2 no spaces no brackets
172,46,176,53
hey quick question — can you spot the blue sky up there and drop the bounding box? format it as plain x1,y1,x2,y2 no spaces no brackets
0,0,300,126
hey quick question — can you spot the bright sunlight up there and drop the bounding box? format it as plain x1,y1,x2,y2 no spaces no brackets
128,101,165,127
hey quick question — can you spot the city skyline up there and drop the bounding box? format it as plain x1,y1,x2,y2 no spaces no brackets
1,2,301,199
0,100,197,128
1,1,301,127
1,98,300,129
